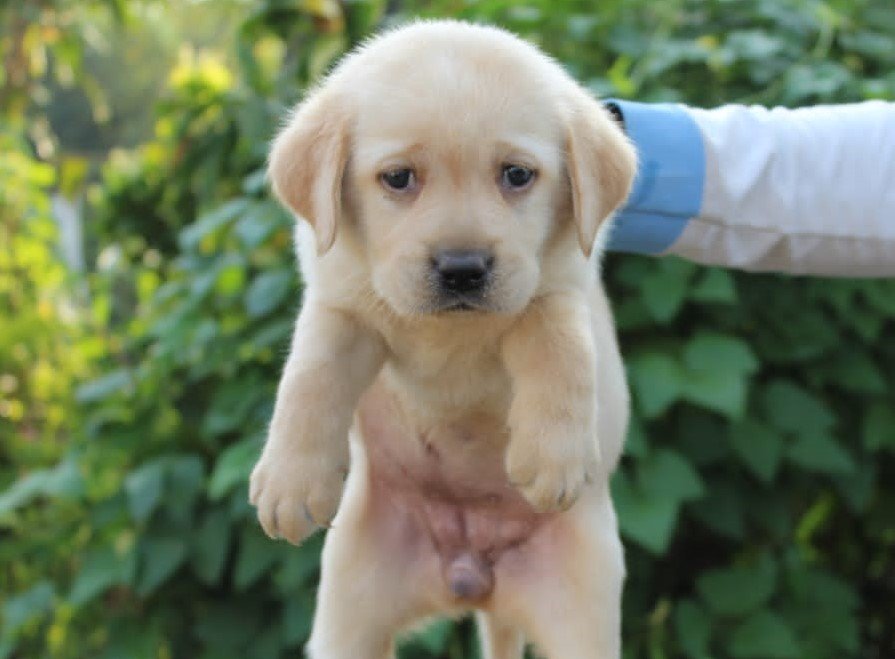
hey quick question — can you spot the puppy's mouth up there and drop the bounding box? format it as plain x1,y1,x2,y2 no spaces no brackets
433,296,489,314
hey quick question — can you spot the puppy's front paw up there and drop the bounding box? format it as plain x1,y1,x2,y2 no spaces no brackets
505,424,599,513
249,445,346,545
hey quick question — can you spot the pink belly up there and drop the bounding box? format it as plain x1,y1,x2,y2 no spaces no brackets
357,383,556,603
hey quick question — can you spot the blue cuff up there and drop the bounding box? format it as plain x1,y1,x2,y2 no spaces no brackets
605,100,705,255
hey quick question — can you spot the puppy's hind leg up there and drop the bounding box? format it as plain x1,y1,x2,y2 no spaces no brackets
502,492,625,659
476,611,525,659
307,521,419,659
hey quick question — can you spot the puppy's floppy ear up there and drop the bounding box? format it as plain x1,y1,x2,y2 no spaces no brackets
268,90,349,255
565,92,637,257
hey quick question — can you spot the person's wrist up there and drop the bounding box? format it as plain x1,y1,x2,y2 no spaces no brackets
603,100,705,255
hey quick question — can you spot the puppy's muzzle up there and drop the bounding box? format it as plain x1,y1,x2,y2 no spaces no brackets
431,249,494,308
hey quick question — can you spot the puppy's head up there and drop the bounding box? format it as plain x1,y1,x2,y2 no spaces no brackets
269,21,636,317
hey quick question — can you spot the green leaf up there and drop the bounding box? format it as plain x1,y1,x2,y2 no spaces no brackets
729,419,783,482
787,566,859,611
76,369,132,403
730,611,801,658
863,402,895,453
100,621,162,659
202,378,265,438
248,623,284,659
690,479,745,540
191,509,232,586
783,567,859,654
743,490,792,540
190,267,219,302
274,534,324,591
244,269,294,318
69,544,135,605
683,333,758,376
674,599,712,658
675,410,730,466
137,536,188,596
165,455,206,510
787,433,855,474
249,319,294,351
234,526,283,591
640,258,695,323
761,380,834,437
412,618,454,654
862,280,895,314
0,460,85,515
624,414,649,458
697,553,777,616
209,436,263,500
215,258,247,297
179,198,251,250
612,470,681,554
3,582,54,635
194,602,262,651
834,460,876,513
242,169,268,195
613,296,654,331
638,448,705,503
282,595,314,647
682,369,750,419
690,268,737,304
234,201,289,248
628,352,683,418
681,333,757,418
124,460,166,523
726,29,785,61
821,349,887,394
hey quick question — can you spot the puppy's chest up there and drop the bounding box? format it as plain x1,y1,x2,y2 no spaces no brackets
378,323,511,418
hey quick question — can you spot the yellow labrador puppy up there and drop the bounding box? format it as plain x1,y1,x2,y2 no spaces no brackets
250,20,636,659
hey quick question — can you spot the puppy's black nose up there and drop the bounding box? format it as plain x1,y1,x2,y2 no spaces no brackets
433,249,494,294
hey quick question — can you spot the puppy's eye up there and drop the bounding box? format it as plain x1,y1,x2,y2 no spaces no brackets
380,168,415,192
501,164,535,190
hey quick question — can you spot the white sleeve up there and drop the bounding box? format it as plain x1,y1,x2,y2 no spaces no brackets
608,100,895,277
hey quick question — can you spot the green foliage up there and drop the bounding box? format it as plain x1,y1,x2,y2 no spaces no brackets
2,0,895,658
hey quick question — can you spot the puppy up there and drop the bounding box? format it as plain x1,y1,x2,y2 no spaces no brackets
249,20,637,659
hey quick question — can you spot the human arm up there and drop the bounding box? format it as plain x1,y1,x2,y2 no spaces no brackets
606,100,895,277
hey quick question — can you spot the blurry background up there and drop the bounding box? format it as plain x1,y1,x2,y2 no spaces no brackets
1,0,894,657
